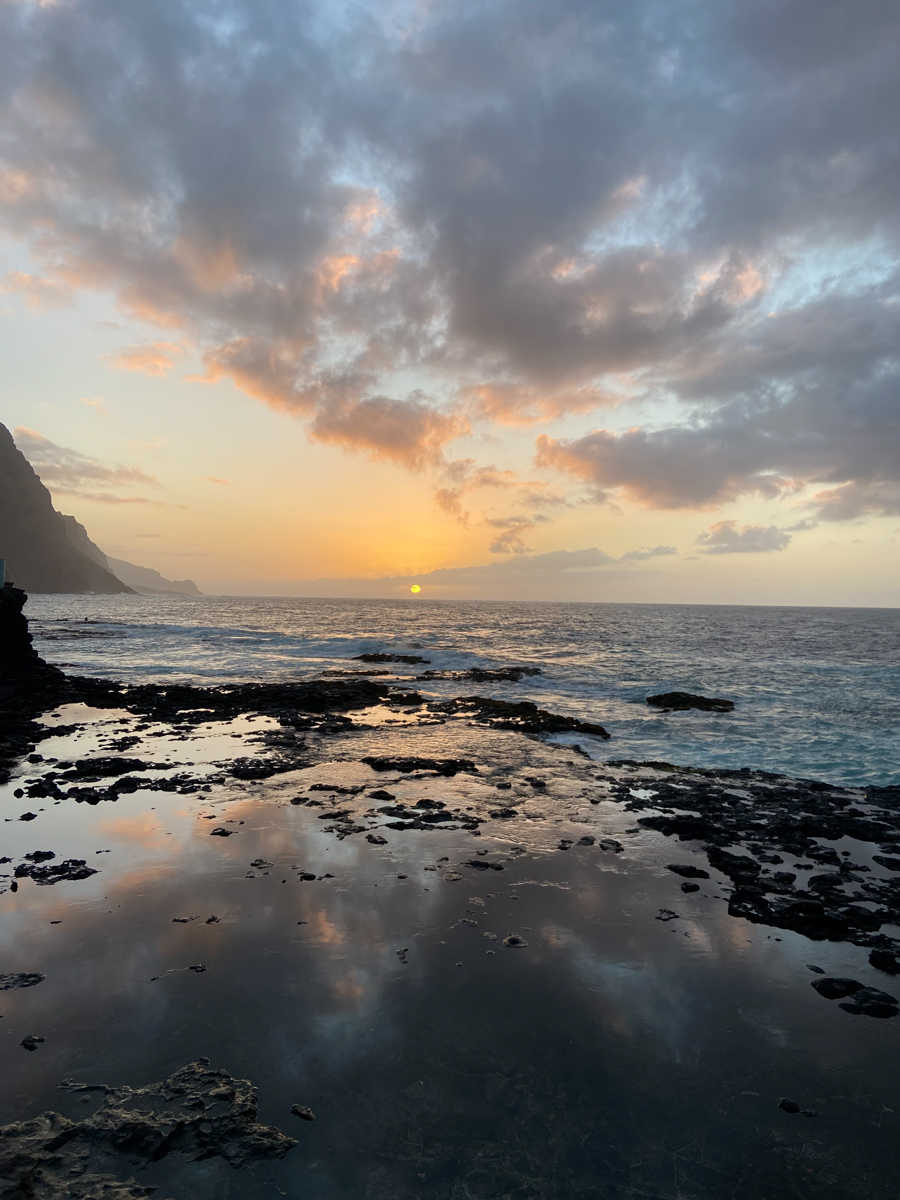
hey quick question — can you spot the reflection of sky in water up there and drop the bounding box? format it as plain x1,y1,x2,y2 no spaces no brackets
2,718,900,1197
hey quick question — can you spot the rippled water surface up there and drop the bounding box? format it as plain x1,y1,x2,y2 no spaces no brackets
25,594,900,785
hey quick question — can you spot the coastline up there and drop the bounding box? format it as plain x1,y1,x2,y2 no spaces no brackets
3,588,900,1197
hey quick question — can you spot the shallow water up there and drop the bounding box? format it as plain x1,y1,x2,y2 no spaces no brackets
25,594,900,785
2,708,899,1198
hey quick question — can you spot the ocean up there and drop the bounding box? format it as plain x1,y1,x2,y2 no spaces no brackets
25,593,900,786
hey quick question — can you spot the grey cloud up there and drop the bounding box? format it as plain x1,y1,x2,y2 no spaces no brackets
13,427,159,499
619,545,677,561
0,0,898,513
537,358,900,513
696,522,791,554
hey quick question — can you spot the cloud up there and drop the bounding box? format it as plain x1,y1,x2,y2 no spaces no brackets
619,545,677,561
696,521,791,554
536,353,900,513
206,476,231,486
3,270,71,308
461,382,621,426
485,514,551,555
309,394,466,469
0,0,898,533
13,426,159,501
106,342,184,376
80,395,106,412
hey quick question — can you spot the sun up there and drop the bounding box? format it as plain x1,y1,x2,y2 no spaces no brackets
409,584,422,594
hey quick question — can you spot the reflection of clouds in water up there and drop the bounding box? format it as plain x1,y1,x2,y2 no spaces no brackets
307,910,345,947
98,811,172,851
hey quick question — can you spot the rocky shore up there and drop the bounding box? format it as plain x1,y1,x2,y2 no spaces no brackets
2,589,900,1197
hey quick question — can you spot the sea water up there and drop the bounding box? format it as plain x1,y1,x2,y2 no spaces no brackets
24,594,900,786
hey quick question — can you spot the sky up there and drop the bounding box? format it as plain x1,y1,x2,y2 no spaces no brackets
1,0,899,605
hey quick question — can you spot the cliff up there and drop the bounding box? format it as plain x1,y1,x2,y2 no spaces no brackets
106,557,201,596
0,424,131,594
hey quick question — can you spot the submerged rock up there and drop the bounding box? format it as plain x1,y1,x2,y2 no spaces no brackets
811,977,864,1000
419,666,541,682
0,1059,295,1198
354,652,429,664
646,692,735,712
0,972,44,991
838,987,899,1018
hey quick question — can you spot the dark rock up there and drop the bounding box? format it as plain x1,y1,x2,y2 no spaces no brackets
666,863,710,879
707,847,761,879
24,850,55,863
838,986,899,1018
503,934,527,948
811,977,864,1000
779,1099,801,1114
646,692,734,712
18,812,37,822
362,755,477,776
489,807,519,819
20,1035,45,1052
366,834,388,845
419,666,541,682
290,1105,316,1121
598,839,624,853
369,789,395,801
873,855,900,871
0,972,44,991
577,835,595,846
656,909,679,922
354,652,429,664
869,948,900,975
681,882,700,893
15,858,97,885
431,695,610,739
0,1059,295,1197
210,827,233,837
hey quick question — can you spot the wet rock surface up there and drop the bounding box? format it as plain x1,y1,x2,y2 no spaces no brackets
0,1060,296,1198
419,666,541,683
430,695,610,739
611,760,900,959
361,755,478,777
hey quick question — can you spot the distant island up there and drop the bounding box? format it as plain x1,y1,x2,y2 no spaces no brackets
0,423,200,595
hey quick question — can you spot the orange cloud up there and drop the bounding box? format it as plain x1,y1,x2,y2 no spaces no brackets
192,337,314,412
3,270,72,309
106,341,184,376
310,394,467,469
462,382,620,426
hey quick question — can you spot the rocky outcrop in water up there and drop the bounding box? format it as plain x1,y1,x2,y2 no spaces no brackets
646,692,734,712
